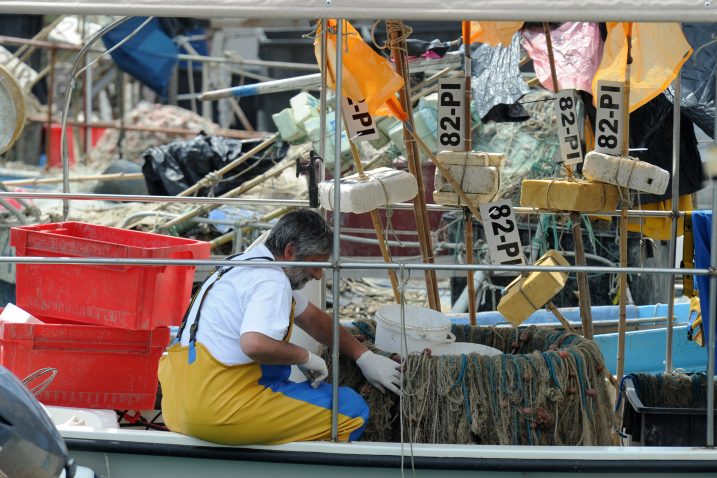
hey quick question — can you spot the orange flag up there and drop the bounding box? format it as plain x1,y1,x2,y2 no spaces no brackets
314,19,407,121
469,21,524,46
592,23,692,112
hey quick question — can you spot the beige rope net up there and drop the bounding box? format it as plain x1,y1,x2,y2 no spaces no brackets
322,322,614,445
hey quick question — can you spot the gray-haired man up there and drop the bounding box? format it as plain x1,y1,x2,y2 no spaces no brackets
159,209,400,445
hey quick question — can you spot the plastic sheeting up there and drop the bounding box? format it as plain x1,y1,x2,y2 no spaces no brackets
469,21,524,47
142,134,288,197
691,210,717,368
521,22,603,93
592,22,693,112
470,34,530,120
664,23,717,139
102,17,178,95
314,19,406,120
1,1,716,22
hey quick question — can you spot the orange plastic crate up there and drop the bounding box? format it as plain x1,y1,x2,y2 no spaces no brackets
11,222,210,330
0,318,169,410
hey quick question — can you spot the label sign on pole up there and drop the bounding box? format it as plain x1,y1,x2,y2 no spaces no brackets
479,199,525,266
341,97,379,142
594,80,625,156
553,89,583,165
437,77,465,151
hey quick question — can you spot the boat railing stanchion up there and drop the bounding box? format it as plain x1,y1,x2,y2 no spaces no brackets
331,18,344,443
319,20,328,313
665,73,681,372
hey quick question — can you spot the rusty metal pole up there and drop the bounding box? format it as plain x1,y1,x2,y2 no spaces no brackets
45,47,56,170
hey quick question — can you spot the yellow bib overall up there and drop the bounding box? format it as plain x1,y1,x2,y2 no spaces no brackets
158,255,368,445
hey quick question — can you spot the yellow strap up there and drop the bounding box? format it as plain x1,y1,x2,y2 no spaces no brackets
681,211,696,297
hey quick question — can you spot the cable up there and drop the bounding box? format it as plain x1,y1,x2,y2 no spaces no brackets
60,16,147,220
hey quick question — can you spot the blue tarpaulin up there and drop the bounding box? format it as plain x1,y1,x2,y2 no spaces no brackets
102,17,179,96
692,210,717,367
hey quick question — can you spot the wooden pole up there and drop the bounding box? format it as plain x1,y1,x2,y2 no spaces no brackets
546,301,578,334
544,23,593,338
543,22,573,179
387,20,441,312
1,172,144,187
617,22,634,383
462,21,477,325
342,115,401,303
572,213,594,339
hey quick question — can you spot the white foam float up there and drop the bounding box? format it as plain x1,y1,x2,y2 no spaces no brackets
583,150,669,195
318,167,418,214
433,151,504,206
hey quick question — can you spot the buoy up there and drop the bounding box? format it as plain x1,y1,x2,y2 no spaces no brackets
583,151,669,195
318,167,418,214
520,178,619,213
432,151,503,206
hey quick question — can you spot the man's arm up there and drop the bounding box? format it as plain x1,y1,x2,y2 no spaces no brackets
240,332,310,364
295,302,401,394
294,302,368,361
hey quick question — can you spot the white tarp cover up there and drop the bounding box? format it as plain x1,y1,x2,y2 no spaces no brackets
0,0,714,22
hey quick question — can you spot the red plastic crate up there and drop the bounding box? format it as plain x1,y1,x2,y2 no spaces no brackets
0,318,169,410
11,222,210,330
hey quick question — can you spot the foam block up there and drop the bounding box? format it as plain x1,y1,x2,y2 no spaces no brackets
318,167,418,213
497,250,570,326
520,178,619,213
433,151,504,205
289,92,319,125
271,107,306,143
583,151,669,195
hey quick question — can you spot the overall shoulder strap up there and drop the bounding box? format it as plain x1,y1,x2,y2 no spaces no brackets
175,252,274,352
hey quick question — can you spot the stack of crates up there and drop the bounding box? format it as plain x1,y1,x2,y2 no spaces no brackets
0,222,210,410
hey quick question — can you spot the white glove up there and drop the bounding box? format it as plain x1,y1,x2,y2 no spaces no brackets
356,350,402,395
298,351,329,388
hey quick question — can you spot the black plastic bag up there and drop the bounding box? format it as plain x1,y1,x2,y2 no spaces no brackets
664,23,717,139
142,133,288,196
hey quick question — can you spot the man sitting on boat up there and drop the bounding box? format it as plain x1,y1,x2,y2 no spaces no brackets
158,209,401,445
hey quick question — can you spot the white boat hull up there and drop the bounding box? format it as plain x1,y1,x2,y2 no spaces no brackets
60,427,717,478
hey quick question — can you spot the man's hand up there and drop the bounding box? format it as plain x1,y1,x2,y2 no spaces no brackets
298,351,329,388
356,351,401,395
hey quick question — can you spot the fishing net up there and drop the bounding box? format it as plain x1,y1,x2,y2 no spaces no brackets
622,372,717,409
322,321,614,445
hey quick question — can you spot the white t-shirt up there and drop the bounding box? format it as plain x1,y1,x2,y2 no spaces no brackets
179,244,309,365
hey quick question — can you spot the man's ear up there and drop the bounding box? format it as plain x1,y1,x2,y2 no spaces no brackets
283,243,297,260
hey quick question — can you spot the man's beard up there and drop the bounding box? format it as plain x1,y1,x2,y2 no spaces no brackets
284,267,313,290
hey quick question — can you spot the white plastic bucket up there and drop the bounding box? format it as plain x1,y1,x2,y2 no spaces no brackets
374,304,455,354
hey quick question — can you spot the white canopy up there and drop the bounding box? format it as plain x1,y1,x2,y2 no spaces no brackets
0,0,714,22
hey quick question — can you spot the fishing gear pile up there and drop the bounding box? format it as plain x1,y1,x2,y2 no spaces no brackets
323,322,614,445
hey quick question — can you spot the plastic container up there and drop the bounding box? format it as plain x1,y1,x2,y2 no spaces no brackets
11,222,210,330
621,375,716,446
0,318,169,410
319,167,418,214
374,304,455,354
46,124,106,169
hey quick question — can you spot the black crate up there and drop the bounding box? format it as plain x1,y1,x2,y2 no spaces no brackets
622,375,717,446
